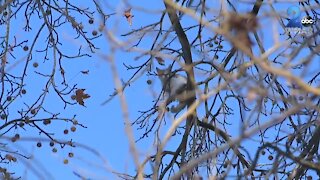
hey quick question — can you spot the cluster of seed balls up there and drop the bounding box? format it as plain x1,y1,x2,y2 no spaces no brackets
9,119,79,165
19,17,103,69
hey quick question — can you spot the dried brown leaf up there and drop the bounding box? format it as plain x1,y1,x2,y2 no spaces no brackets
75,89,90,106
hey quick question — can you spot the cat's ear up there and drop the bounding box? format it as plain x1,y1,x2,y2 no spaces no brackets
157,66,173,77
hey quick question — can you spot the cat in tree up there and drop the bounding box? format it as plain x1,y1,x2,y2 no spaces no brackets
156,66,188,113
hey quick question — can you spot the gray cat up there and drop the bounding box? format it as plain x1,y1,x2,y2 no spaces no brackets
156,67,188,113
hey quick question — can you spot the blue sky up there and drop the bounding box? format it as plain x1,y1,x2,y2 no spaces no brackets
1,0,319,179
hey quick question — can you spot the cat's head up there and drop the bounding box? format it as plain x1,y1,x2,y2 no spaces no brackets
156,67,172,85
156,67,172,77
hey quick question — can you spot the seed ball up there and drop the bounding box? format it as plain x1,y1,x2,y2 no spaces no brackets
36,142,42,148
49,141,54,147
70,126,76,132
25,116,30,124
21,89,27,94
33,62,39,68
68,152,74,158
1,114,6,120
92,30,98,36
6,96,12,101
52,148,58,153
223,162,228,168
11,137,17,142
73,120,78,125
23,46,29,51
31,109,37,115
14,134,20,140
88,19,94,24
46,9,51,15
19,122,24,127
98,24,104,32
63,129,69,134
43,119,51,125
63,159,69,164
147,80,152,85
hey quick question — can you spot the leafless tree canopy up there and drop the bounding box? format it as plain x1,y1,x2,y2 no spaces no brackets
1,0,320,179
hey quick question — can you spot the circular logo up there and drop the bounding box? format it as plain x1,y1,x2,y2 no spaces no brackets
287,6,301,20
301,16,314,27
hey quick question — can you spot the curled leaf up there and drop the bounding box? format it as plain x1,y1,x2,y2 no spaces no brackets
155,57,165,65
81,70,89,74
124,8,133,26
75,89,90,107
